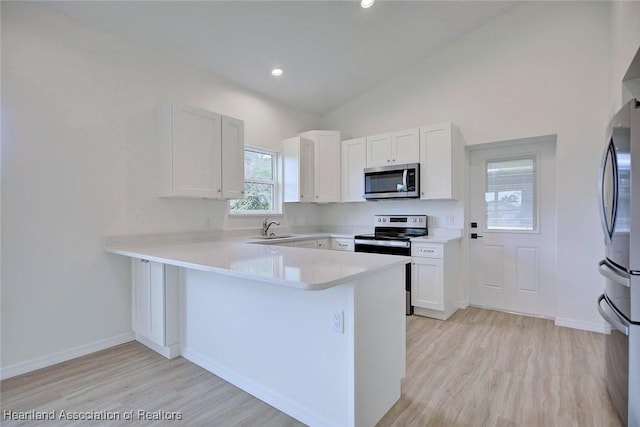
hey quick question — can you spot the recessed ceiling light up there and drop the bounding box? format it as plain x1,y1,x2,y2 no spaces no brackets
271,68,284,77
360,0,374,8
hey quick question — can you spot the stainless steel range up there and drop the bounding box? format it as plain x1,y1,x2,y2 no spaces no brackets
354,215,428,315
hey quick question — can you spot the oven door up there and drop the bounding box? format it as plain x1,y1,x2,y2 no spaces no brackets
354,240,413,315
354,239,411,256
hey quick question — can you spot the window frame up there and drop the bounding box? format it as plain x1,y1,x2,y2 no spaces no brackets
483,154,540,234
228,145,282,216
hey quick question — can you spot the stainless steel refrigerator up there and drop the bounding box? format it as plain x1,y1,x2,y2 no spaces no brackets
597,98,640,426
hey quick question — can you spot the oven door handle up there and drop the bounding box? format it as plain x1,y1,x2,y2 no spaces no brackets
597,294,629,335
598,260,630,287
354,239,410,248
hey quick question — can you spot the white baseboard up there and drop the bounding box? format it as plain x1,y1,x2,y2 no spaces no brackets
554,317,611,334
134,334,180,359
182,347,335,427
0,332,135,380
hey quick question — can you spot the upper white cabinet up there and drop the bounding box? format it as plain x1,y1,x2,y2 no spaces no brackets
221,115,245,199
341,137,366,202
366,128,419,167
419,122,463,200
283,136,315,203
158,103,244,199
299,130,342,203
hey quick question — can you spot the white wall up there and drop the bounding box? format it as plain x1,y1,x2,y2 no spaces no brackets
321,2,613,331
0,3,319,370
612,0,640,108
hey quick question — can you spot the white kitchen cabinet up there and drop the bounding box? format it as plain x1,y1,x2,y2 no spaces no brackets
331,238,355,252
291,238,330,249
158,103,244,199
221,115,246,199
316,238,330,249
411,241,459,320
341,138,366,202
275,238,331,249
299,130,342,203
132,258,180,358
282,136,315,203
419,122,463,200
366,128,419,167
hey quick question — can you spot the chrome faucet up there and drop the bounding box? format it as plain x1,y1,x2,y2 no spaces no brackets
262,216,280,236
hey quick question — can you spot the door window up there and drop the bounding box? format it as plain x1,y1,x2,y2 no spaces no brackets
485,157,536,231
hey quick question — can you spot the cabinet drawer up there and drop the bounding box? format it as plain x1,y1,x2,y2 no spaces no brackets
331,238,354,252
412,244,443,258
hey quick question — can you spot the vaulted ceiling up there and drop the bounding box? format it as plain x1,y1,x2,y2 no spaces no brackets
43,1,517,115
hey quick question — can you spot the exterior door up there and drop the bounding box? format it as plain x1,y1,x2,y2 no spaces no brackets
468,139,556,317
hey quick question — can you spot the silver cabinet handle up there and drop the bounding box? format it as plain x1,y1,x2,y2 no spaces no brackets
597,294,628,335
598,260,629,287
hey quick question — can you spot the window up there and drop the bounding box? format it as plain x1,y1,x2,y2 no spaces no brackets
485,157,536,231
229,147,280,215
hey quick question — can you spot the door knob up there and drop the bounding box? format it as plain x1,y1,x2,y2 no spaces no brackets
470,233,483,239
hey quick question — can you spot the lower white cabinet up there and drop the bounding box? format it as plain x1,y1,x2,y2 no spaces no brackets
331,238,355,251
132,259,180,358
411,241,459,320
289,238,330,249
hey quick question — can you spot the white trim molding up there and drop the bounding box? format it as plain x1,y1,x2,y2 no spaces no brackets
0,332,135,380
554,317,611,334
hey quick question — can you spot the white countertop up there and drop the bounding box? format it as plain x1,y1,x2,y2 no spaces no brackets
105,239,410,291
411,235,462,244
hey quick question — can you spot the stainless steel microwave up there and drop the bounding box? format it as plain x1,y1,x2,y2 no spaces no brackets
364,163,420,200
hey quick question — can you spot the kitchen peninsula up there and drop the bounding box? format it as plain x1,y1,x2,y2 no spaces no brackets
105,237,408,427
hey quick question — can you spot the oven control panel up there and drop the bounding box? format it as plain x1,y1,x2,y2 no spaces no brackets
375,215,427,228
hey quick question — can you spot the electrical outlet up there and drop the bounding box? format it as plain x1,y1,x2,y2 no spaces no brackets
444,215,455,226
331,310,344,333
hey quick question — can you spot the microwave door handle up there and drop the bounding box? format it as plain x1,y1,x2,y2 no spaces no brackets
402,169,408,192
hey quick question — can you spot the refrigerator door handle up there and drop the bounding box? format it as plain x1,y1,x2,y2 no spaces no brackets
597,294,629,336
598,260,630,288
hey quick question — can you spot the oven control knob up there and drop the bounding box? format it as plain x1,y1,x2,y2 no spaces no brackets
383,218,387,222
412,218,417,222
377,218,382,222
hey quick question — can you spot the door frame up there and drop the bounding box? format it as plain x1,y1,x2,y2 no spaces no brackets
463,134,558,318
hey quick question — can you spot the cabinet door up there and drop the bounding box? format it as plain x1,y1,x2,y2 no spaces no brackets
293,240,318,248
392,128,420,164
221,116,245,199
312,131,341,203
412,259,444,311
299,139,315,202
283,137,314,203
172,104,222,198
420,123,458,200
341,138,366,202
316,238,330,249
132,259,150,335
331,238,355,251
366,133,392,167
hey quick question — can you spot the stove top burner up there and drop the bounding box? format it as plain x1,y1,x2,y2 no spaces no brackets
355,215,429,242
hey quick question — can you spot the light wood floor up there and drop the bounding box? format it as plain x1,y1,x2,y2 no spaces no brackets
1,307,622,426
